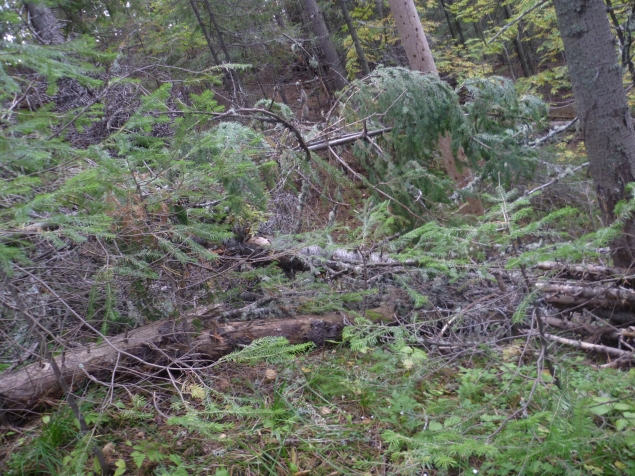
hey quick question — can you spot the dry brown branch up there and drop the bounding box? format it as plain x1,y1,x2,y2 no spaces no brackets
541,315,620,340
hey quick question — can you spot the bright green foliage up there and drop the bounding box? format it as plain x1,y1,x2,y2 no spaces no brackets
342,67,546,224
8,333,635,475
222,336,315,365
462,76,547,182
344,67,465,213
1,32,276,327
6,408,77,474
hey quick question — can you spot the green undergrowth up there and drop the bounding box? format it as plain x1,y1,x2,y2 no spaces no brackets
3,336,635,476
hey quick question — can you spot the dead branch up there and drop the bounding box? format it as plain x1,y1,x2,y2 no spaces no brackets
541,315,620,340
544,332,635,360
305,127,392,151
529,117,579,147
524,162,588,197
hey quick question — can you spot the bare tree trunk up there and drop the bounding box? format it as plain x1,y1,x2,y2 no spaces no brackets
338,0,371,75
439,0,465,45
189,0,221,64
387,0,483,215
201,0,246,104
502,3,534,77
552,0,635,267
439,0,457,41
189,0,236,100
25,2,64,45
387,0,437,73
302,0,348,90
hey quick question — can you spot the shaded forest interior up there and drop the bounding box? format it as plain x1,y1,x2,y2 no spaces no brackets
2,0,635,475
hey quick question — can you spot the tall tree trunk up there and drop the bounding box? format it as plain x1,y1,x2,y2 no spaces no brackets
201,0,246,104
605,0,635,86
439,0,457,41
25,2,64,45
440,0,465,45
387,0,483,215
190,0,233,96
553,0,635,267
338,0,371,75
302,0,348,90
189,0,238,101
502,4,533,77
387,0,437,73
189,0,222,64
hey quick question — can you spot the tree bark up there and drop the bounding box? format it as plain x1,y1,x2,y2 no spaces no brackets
387,0,437,73
25,2,64,45
302,0,348,90
387,0,483,215
536,282,635,309
337,0,371,75
0,311,355,412
552,0,635,267
502,3,534,77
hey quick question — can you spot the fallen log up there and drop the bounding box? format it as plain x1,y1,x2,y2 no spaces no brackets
0,309,370,413
535,261,631,281
536,282,635,309
541,316,628,344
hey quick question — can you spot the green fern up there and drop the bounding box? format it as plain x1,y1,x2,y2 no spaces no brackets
221,336,314,365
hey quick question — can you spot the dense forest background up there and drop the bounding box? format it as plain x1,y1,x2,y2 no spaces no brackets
2,0,635,474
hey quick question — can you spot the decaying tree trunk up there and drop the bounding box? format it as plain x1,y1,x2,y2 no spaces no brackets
0,311,359,412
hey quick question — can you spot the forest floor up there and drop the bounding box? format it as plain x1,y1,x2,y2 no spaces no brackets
2,76,635,475
3,236,635,475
